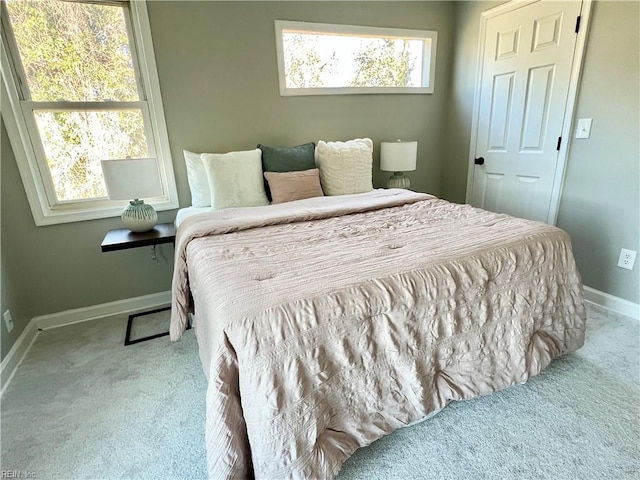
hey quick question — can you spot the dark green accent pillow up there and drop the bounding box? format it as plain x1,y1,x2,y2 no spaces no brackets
258,142,316,200
258,142,316,172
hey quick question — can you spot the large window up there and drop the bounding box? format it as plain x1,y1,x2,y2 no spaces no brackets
275,20,438,96
1,0,177,225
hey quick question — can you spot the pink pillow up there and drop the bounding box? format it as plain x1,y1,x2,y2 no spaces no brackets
263,169,324,204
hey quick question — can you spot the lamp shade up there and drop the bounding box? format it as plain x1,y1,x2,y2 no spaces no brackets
100,158,163,200
380,141,417,172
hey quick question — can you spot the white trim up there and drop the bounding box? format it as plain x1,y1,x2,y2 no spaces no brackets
464,0,592,227
546,0,592,224
35,290,171,330
129,0,179,213
274,20,438,96
583,286,640,321
0,0,179,226
1,320,38,398
1,58,50,226
0,290,171,397
22,100,147,110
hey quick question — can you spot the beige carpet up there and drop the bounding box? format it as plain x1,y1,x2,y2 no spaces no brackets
1,303,638,479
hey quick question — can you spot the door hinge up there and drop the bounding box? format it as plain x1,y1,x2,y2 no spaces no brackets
575,15,581,33
556,136,562,151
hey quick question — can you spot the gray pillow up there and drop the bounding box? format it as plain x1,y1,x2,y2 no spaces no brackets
258,142,316,172
258,142,316,200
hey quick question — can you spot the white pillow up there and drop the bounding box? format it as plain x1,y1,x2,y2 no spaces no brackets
315,138,374,196
201,149,269,209
183,150,211,207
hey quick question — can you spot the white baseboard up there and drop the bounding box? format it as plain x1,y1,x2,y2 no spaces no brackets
1,290,171,397
1,320,38,398
584,285,640,321
35,290,171,330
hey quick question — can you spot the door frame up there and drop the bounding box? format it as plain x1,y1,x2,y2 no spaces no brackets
465,0,593,225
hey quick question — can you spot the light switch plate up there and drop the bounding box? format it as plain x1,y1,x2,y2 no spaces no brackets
575,118,592,139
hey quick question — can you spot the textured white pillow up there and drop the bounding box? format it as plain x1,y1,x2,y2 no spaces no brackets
183,150,211,207
315,138,374,195
201,149,269,209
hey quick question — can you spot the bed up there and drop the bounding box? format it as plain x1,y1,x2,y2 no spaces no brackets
170,188,585,479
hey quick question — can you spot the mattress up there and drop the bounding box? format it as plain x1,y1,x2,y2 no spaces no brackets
170,189,586,479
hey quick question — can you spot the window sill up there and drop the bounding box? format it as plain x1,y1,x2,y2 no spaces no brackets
31,198,180,227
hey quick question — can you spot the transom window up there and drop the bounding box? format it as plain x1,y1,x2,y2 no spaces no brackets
275,20,438,96
1,0,177,225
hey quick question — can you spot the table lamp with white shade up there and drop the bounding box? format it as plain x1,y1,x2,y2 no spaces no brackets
100,157,163,232
380,140,418,189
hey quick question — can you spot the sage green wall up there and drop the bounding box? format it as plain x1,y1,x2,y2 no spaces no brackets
1,122,34,360
147,1,456,199
0,1,456,360
442,0,640,303
555,1,639,304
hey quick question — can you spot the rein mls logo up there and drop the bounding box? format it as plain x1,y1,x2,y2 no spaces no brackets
1,471,36,479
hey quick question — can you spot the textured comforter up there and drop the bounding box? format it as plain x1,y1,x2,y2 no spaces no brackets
170,189,585,479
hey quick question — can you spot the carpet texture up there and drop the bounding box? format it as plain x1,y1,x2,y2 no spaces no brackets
1,303,638,479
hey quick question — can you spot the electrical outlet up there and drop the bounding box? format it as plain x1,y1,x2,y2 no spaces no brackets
3,310,14,333
617,248,637,270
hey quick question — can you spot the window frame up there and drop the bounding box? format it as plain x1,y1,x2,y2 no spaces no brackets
0,0,178,226
274,20,438,97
